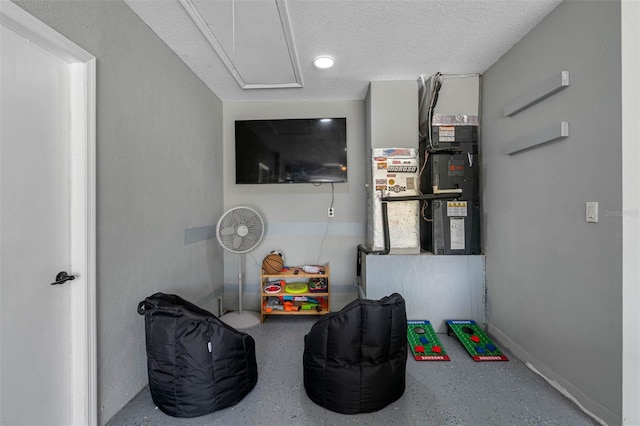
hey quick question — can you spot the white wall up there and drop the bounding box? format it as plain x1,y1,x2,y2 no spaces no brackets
12,1,225,424
482,1,622,424
223,101,365,311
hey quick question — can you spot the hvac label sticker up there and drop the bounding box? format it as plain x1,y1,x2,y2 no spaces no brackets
439,126,455,142
450,217,465,250
447,201,468,217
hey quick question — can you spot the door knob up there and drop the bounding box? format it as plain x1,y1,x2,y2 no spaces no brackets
51,271,75,285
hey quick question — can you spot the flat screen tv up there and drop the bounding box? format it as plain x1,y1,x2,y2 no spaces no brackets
235,118,347,184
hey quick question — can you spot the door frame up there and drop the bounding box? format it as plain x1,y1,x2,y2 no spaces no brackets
0,3,97,425
621,1,640,424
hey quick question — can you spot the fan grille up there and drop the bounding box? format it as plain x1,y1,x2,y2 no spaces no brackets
216,207,264,253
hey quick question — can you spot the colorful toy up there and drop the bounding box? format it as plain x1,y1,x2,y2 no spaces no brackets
283,295,320,304
301,264,325,274
263,280,283,294
264,296,283,313
269,250,285,265
406,320,450,361
283,300,300,312
308,277,328,292
446,320,508,361
300,303,322,312
284,282,308,294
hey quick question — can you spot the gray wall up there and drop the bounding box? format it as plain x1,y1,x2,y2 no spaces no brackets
481,1,622,424
222,101,365,311
12,1,225,424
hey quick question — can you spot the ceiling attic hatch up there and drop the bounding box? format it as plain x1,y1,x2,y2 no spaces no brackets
180,0,303,89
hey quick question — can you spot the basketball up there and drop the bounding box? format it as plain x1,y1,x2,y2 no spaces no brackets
262,253,284,274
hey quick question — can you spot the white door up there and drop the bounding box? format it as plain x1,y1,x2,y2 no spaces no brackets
1,24,73,425
1,4,96,424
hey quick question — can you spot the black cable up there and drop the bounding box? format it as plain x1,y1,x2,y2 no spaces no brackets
317,183,335,264
330,182,335,209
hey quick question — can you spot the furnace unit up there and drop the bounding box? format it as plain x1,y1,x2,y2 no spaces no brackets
418,73,481,255
421,126,480,254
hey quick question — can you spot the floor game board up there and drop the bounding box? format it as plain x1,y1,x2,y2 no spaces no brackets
446,320,508,361
407,320,450,361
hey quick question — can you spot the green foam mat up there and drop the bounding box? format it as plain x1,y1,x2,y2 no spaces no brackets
407,320,450,361
446,320,508,362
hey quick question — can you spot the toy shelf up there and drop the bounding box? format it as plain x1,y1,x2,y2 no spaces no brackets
260,263,330,323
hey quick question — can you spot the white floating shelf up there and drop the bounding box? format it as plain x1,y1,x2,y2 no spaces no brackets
504,122,569,156
504,71,570,117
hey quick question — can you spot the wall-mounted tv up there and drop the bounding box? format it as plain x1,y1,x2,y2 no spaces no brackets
235,118,347,184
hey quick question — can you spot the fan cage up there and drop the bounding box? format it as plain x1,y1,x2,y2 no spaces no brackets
216,207,264,254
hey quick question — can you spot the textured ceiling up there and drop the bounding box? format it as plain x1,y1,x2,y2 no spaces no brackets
125,0,563,103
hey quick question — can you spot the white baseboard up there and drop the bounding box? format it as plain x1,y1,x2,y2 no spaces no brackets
488,323,616,426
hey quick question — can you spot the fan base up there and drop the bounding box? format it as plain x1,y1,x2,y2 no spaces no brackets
219,310,261,329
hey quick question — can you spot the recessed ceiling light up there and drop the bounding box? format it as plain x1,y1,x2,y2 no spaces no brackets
313,55,335,69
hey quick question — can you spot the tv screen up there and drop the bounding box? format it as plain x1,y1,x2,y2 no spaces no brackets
235,118,347,184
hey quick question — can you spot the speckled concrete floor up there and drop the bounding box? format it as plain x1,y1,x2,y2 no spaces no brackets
107,316,598,426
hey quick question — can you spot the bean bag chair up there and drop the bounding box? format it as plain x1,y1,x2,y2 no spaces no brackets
137,292,257,418
303,293,407,414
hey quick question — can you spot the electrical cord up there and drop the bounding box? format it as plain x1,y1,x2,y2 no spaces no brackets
423,72,459,155
316,183,334,264
419,75,439,221
328,182,335,210
417,149,433,222
427,72,443,152
418,74,430,140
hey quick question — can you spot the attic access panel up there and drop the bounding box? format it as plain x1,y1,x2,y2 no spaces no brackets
181,0,302,89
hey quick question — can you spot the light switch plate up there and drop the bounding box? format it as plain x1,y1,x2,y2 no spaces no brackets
586,202,598,223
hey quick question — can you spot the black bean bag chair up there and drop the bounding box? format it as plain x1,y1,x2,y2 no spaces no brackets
137,292,257,418
303,293,407,414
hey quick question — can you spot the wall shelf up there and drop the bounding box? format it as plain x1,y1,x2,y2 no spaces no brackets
503,71,570,117
504,122,569,156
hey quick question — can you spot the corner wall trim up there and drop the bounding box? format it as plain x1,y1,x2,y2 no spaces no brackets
504,71,570,117
504,122,569,156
